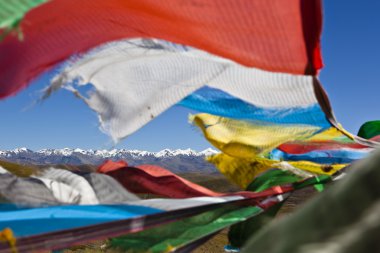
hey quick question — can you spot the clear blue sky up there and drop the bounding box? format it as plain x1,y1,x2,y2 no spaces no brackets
0,1,379,151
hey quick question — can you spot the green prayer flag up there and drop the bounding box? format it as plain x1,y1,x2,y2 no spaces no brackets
110,205,262,253
228,202,283,248
357,120,380,139
0,0,47,40
246,169,301,192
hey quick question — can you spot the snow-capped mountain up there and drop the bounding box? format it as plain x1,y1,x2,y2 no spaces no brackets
0,148,219,173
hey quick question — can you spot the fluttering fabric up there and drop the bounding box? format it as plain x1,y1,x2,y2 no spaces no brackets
228,203,284,250
98,160,222,198
109,206,263,253
0,161,337,252
107,165,337,253
0,166,139,206
32,176,81,204
0,166,242,238
0,145,363,253
98,160,281,199
0,0,323,99
0,162,296,209
46,38,323,142
81,172,140,204
38,168,99,204
0,163,303,252
180,86,330,127
357,120,380,139
272,126,376,164
0,166,8,174
227,165,336,249
0,173,59,207
0,0,369,149
3,156,341,253
1,1,379,252
190,118,374,188
206,123,375,250
0,204,162,237
208,153,346,189
241,148,380,253
0,196,284,252
278,127,358,154
270,148,371,164
191,113,321,158
246,169,307,193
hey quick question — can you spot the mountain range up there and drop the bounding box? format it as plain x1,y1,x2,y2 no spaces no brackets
0,148,220,174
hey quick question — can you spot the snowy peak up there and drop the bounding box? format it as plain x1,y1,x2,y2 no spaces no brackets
0,148,218,159
154,148,200,157
199,148,219,156
12,147,33,153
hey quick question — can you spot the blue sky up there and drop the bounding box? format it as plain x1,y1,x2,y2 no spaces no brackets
0,1,379,151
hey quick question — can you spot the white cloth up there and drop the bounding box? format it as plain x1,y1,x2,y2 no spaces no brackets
128,196,243,211
34,176,81,204
0,166,9,174
39,168,99,204
51,38,317,142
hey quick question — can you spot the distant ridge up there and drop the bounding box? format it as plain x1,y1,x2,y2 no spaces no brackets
0,148,219,174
